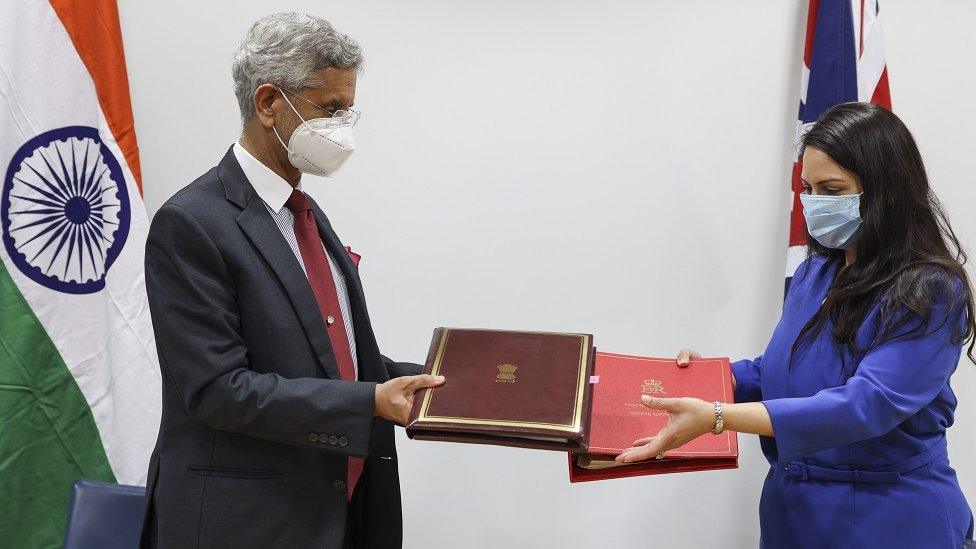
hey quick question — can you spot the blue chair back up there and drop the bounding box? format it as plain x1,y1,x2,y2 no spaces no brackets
63,479,146,549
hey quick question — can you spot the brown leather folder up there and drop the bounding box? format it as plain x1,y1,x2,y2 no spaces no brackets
406,328,595,451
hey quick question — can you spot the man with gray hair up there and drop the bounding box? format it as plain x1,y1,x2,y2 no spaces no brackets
140,13,443,548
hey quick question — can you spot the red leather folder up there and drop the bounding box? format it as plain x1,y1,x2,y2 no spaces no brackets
568,352,738,483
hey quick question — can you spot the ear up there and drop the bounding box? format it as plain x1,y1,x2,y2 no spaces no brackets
252,83,279,129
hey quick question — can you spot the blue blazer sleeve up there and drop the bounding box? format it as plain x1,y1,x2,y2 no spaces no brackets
763,293,966,464
731,356,763,403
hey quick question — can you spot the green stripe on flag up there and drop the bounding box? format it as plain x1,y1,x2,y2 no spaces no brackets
0,259,116,549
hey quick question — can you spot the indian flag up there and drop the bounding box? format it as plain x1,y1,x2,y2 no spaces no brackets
0,0,161,546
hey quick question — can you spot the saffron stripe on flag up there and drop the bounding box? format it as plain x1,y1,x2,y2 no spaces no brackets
49,0,143,191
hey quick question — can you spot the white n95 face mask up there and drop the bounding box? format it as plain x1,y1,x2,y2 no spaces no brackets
272,88,356,177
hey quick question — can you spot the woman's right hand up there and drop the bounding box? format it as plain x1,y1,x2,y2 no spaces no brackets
675,347,735,389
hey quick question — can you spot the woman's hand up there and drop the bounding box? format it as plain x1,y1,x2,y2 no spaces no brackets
676,347,736,390
614,396,715,464
676,348,702,368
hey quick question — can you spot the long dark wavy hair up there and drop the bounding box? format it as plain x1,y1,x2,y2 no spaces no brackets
794,102,975,365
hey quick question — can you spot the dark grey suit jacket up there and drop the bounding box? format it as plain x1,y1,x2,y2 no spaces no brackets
140,148,420,549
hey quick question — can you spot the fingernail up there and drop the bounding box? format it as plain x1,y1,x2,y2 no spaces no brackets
641,395,652,403
436,376,446,382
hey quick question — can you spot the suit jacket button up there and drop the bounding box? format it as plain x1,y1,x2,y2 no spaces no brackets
338,436,349,447
333,480,346,492
328,435,339,445
308,433,319,442
319,433,329,443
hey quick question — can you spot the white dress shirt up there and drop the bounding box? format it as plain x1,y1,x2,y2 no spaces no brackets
233,142,359,377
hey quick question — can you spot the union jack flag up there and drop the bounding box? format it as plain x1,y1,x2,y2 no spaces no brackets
786,0,891,289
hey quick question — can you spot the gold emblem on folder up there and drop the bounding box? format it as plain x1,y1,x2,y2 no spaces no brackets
642,379,665,395
495,363,518,383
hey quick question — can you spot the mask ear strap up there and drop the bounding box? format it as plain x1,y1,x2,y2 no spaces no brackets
272,86,307,155
272,125,291,154
277,87,308,124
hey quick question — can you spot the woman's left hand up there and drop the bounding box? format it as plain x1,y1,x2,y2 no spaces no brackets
614,396,715,464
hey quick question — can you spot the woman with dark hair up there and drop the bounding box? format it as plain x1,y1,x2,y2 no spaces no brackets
618,102,975,548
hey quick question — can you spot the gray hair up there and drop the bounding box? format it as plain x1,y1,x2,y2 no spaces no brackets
231,12,363,120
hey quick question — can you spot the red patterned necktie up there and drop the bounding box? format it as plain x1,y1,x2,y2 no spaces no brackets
284,188,363,500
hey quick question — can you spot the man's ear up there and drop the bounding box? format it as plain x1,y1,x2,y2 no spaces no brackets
253,83,279,129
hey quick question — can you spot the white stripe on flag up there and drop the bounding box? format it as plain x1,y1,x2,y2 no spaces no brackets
858,1,887,102
786,245,808,279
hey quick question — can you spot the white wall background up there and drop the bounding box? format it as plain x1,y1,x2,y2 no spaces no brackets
117,1,976,546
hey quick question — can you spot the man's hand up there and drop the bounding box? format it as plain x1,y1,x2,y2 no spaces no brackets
374,374,446,425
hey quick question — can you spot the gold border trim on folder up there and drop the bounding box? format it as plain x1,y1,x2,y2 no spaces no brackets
584,354,733,455
417,328,592,434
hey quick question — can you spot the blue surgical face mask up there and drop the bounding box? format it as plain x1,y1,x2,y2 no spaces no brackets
799,192,863,249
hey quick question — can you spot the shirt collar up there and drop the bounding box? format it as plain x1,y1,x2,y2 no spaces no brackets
233,141,300,212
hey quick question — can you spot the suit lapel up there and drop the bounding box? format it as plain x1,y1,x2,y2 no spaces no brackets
220,149,342,380
310,202,387,383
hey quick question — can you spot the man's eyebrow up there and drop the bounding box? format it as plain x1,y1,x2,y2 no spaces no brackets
319,99,348,111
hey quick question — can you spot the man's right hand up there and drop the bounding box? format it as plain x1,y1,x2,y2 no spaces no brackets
374,374,446,425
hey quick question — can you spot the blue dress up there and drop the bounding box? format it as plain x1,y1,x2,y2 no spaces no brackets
733,254,974,548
